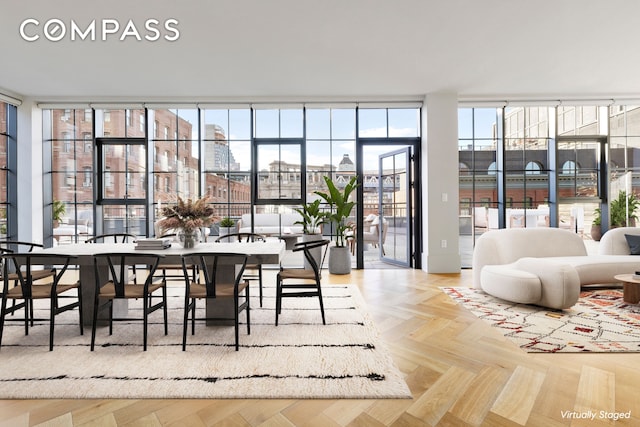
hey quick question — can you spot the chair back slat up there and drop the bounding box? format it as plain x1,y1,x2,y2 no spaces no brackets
181,252,248,298
293,239,330,275
86,233,137,244
93,253,161,298
215,232,266,243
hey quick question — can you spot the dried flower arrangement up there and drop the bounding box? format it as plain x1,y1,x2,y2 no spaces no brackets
157,196,217,233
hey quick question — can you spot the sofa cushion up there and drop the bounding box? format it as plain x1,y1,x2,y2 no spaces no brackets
481,265,541,304
481,258,580,309
540,255,640,285
515,258,580,309
625,234,640,255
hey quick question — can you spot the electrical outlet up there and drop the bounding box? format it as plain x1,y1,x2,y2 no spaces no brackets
441,239,447,248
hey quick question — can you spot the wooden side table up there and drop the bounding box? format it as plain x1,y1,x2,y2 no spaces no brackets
614,274,640,304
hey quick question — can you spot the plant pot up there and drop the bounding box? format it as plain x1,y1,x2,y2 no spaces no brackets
328,245,351,275
302,233,323,270
591,224,602,242
218,226,235,242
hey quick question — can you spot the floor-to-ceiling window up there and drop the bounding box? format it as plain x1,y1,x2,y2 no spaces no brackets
149,108,200,235
43,108,94,244
43,103,422,269
458,107,500,267
202,107,252,235
459,103,640,268
0,102,15,239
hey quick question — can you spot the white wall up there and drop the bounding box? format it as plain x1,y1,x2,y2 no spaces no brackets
421,93,461,273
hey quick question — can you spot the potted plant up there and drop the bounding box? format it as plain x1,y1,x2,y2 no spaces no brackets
314,175,359,274
591,190,640,241
610,190,639,228
591,207,602,241
53,199,66,228
293,199,327,235
218,217,236,242
294,199,329,269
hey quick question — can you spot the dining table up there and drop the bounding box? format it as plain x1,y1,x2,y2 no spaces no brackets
38,240,286,327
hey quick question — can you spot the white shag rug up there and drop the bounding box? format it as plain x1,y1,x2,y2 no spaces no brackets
0,284,410,399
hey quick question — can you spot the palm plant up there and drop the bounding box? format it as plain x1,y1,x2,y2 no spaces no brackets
293,199,328,234
314,176,358,247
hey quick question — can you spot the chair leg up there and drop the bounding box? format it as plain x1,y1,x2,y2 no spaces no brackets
191,299,196,335
49,296,56,351
90,296,100,351
182,297,191,351
162,286,168,335
0,295,7,349
143,296,148,351
108,302,113,336
29,298,35,327
24,298,29,336
246,286,251,336
258,266,263,307
234,295,239,351
275,274,282,326
317,285,326,325
77,285,84,336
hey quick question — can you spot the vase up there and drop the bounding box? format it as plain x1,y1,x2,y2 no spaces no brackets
178,229,201,248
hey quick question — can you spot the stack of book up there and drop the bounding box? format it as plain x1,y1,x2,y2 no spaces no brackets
134,238,172,250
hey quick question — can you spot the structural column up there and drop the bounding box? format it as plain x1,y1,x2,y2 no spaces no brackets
421,93,461,273
16,98,44,245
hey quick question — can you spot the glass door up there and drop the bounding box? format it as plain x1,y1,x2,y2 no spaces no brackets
356,142,417,268
379,147,412,266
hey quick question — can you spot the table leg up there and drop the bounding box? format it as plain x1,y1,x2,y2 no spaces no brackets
623,282,640,304
79,264,127,327
205,263,238,326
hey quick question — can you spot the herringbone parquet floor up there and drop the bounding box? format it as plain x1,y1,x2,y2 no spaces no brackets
1,268,638,426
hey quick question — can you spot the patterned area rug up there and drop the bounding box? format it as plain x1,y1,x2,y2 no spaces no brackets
442,287,640,353
0,284,410,399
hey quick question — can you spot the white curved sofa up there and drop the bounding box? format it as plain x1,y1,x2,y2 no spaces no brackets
237,213,305,236
472,227,640,309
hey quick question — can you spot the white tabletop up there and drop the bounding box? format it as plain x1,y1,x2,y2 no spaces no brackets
39,241,286,264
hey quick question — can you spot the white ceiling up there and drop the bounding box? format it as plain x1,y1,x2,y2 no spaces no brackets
2,0,640,103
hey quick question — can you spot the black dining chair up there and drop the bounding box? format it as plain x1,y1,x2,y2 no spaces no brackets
180,252,249,351
85,233,137,244
90,252,167,351
275,239,330,326
215,232,266,307
157,233,197,283
0,241,57,320
0,252,82,351
86,233,139,284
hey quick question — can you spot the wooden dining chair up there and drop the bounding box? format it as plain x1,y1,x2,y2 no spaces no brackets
215,232,266,307
90,252,167,351
0,253,82,351
275,239,330,326
180,252,249,351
